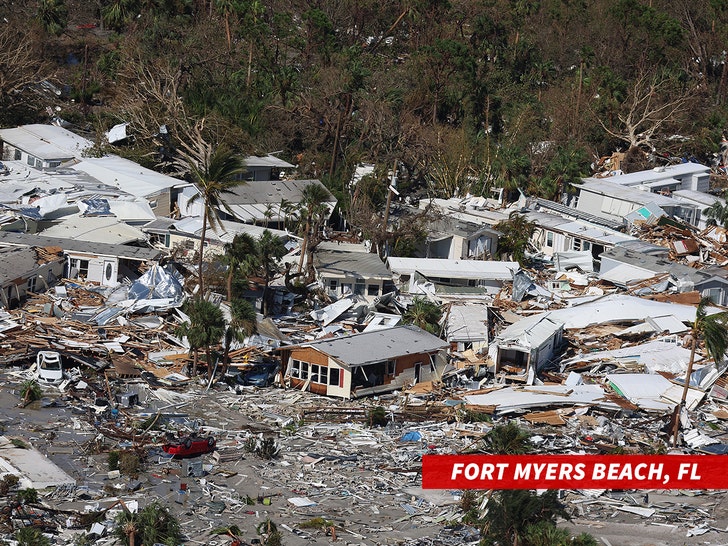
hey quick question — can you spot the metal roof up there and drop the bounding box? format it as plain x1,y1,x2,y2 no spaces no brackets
579,179,684,207
314,249,392,279
74,156,184,198
446,303,489,342
39,215,149,245
0,231,162,261
532,198,625,230
582,162,709,187
495,312,563,349
224,179,335,205
387,257,518,280
243,154,295,169
0,124,93,160
290,325,449,367
524,210,636,246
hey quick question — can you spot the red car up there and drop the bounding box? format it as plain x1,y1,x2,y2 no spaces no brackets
162,435,216,458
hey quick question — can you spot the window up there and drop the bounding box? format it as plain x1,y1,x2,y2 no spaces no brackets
329,279,338,291
70,258,89,278
583,241,591,251
703,287,724,305
310,364,320,383
291,359,301,378
572,238,582,251
27,155,37,166
367,284,379,296
341,283,352,294
386,360,395,375
27,276,37,293
47,160,61,168
546,232,554,247
328,367,340,386
355,281,365,295
300,361,309,380
13,149,21,160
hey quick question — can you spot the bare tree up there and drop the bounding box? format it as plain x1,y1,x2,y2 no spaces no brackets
597,70,694,150
0,26,49,106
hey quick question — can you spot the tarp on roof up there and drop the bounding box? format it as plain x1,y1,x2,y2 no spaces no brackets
80,198,113,217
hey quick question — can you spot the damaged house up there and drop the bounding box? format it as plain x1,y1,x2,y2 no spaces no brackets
387,257,518,295
598,246,728,305
313,245,395,300
0,245,65,308
280,325,449,399
488,312,565,380
0,232,162,287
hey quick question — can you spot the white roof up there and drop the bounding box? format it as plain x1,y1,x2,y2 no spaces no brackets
672,189,726,207
168,216,289,244
40,215,148,244
607,373,704,412
598,262,660,286
446,303,489,342
548,294,698,328
387,257,519,280
562,338,697,375
74,156,184,198
583,162,709,187
495,312,563,349
0,124,93,160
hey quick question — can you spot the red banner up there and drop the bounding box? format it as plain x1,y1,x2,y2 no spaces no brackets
422,455,728,490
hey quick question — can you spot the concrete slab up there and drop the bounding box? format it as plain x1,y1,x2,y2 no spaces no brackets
0,435,75,489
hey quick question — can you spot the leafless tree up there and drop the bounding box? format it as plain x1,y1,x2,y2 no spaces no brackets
0,26,50,105
598,70,694,150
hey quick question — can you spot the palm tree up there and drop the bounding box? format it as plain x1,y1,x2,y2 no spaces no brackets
296,183,332,276
36,0,68,36
673,297,728,445
114,501,181,546
258,229,287,315
221,298,258,376
174,123,246,296
222,233,260,302
494,211,537,266
258,230,286,287
176,299,226,380
403,297,443,335
479,422,533,454
703,193,728,227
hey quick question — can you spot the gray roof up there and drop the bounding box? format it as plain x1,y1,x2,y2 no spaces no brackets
244,154,296,169
578,180,687,208
314,249,392,280
600,246,719,285
224,179,334,205
0,246,52,281
532,198,625,230
495,312,564,349
524,210,636,246
0,231,162,261
290,325,449,367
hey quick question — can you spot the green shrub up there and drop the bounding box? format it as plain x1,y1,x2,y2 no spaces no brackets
108,451,120,471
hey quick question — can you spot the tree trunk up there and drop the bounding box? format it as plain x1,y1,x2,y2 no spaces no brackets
198,209,208,296
673,334,697,446
226,267,233,302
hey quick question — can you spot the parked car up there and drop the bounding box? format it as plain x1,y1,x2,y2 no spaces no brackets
162,435,216,458
240,363,280,387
